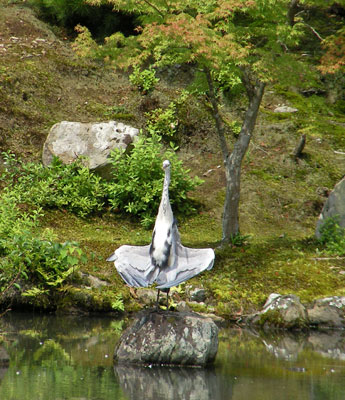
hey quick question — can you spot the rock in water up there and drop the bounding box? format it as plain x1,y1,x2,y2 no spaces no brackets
114,310,219,366
247,293,309,330
307,296,345,329
42,121,139,179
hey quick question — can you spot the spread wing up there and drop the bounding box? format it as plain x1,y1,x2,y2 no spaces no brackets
156,244,215,289
107,245,158,288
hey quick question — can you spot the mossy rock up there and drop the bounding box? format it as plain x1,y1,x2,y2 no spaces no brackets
247,294,309,331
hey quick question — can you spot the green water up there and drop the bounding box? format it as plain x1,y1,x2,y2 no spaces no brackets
0,313,344,400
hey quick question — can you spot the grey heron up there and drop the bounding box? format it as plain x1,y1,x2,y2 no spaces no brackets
107,160,215,304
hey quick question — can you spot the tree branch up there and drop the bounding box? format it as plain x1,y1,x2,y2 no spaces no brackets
239,67,255,99
204,67,230,162
304,22,324,41
142,0,165,18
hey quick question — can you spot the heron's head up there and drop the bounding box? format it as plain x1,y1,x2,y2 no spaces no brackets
162,160,170,170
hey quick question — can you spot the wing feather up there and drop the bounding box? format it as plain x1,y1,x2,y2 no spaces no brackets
156,244,214,289
108,245,158,288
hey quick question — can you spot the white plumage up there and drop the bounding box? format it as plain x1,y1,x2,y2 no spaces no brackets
107,160,215,289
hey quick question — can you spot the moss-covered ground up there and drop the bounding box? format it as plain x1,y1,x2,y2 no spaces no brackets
1,1,345,317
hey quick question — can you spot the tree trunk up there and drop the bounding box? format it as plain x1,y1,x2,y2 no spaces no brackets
205,68,265,243
287,0,300,26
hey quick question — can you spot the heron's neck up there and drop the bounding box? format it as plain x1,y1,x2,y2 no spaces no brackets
161,167,171,215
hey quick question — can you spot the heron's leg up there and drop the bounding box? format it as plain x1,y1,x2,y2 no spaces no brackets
166,288,170,308
156,289,161,308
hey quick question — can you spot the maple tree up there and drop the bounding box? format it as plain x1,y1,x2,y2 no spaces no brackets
80,0,333,242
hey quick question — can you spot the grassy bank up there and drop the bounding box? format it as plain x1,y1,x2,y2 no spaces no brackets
0,1,345,316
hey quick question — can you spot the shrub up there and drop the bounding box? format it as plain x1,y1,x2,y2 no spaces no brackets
105,133,202,228
0,191,87,303
1,234,85,289
0,189,42,246
318,216,345,255
146,102,178,140
129,66,159,94
1,152,106,217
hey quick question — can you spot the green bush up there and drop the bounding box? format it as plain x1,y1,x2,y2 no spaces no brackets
0,189,42,245
1,153,105,217
1,147,199,227
1,234,85,289
105,133,202,228
318,216,345,255
146,102,178,140
0,191,87,302
129,66,159,94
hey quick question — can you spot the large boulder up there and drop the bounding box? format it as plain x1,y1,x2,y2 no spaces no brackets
316,177,345,238
114,309,219,366
247,293,309,330
42,121,139,179
307,296,345,329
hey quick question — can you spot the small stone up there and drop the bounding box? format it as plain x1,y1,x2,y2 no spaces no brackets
274,105,298,113
135,288,157,306
80,272,109,289
190,288,206,302
203,169,214,177
176,301,190,312
198,312,225,325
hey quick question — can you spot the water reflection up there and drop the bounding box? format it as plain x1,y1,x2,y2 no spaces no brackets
0,346,9,382
0,313,125,400
258,329,345,361
0,313,345,400
115,365,233,400
308,331,345,361
217,328,345,400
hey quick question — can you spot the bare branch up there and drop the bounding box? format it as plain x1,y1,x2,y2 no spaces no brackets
304,22,324,41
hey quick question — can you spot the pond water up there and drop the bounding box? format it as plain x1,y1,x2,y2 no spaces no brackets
0,313,345,400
